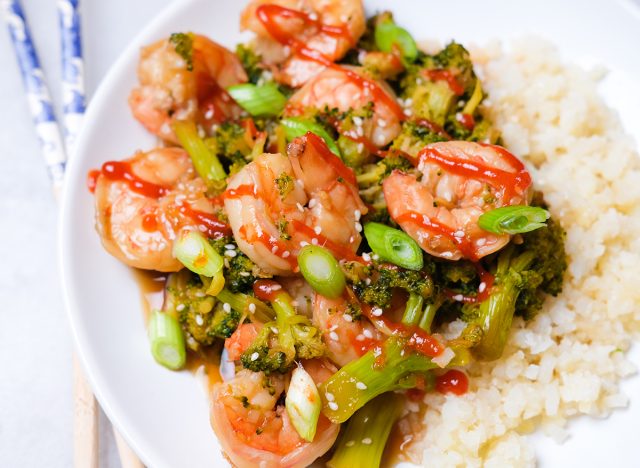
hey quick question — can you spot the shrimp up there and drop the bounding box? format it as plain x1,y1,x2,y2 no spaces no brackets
240,0,365,87
383,141,532,261
313,294,383,367
129,34,247,142
210,362,339,468
223,132,367,276
286,66,403,149
93,148,228,272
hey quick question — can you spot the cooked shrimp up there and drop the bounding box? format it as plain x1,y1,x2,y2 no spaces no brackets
129,34,247,142
287,66,403,149
224,133,367,276
313,294,383,367
93,148,227,271
383,141,532,261
210,363,339,468
240,0,365,87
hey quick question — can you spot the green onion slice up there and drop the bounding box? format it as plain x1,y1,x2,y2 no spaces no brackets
286,365,322,442
478,205,550,235
363,222,423,270
298,245,346,299
227,83,287,117
148,310,186,370
173,120,226,183
280,117,341,157
172,230,224,277
374,20,418,63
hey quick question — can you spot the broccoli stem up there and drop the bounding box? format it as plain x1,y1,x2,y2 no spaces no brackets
319,338,437,423
327,393,404,468
216,288,274,323
472,249,535,361
401,293,424,326
419,296,443,333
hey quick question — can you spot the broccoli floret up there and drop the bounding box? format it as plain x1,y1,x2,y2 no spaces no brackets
460,208,567,360
240,284,325,374
353,266,433,309
356,154,414,213
169,32,194,71
209,237,268,294
236,43,263,84
164,270,242,350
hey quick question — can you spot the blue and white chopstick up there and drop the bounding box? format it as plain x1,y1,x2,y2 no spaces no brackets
58,0,85,159
2,0,67,188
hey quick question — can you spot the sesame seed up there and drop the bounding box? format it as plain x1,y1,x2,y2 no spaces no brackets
176,304,186,312
325,392,335,402
355,222,362,232
349,236,355,243
378,119,387,127
365,278,371,285
224,244,236,250
356,126,364,137
282,251,290,258
198,225,207,232
239,271,250,277
248,303,256,313
308,12,318,20
355,334,365,341
357,143,364,153
250,352,259,361
311,238,319,245
453,294,464,302
372,254,379,261
354,209,361,220
271,327,279,334
223,303,231,313
477,238,487,246
329,331,339,341
314,226,322,235
356,382,367,390
300,241,310,247
344,314,353,322
362,438,372,445
328,402,339,411
453,230,465,238
363,329,373,339
404,108,413,117
345,440,355,447
362,252,371,262
204,109,214,120
308,198,317,208
296,202,304,212
479,282,486,293
330,324,338,331
271,245,279,253
195,291,205,298
291,300,299,307
353,116,364,127
371,307,383,317
195,315,203,326
225,250,238,258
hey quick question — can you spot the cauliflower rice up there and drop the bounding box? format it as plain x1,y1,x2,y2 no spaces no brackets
412,38,640,466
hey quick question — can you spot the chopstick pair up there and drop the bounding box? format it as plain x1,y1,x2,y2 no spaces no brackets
2,2,142,467
2,0,84,191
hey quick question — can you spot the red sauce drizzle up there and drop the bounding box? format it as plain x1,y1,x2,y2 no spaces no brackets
87,169,100,193
396,211,479,260
239,225,298,268
413,118,452,140
435,369,468,395
256,4,404,120
223,184,258,200
423,69,465,96
290,219,361,263
456,112,475,131
142,213,158,232
305,132,358,186
100,161,170,198
361,305,444,358
417,144,531,203
177,204,231,239
253,279,284,302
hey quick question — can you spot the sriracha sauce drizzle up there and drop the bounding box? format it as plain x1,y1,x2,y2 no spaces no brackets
435,369,469,395
253,279,284,302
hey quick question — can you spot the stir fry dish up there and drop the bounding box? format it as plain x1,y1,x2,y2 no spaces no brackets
88,2,567,467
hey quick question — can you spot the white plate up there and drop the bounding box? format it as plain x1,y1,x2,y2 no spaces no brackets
60,0,640,466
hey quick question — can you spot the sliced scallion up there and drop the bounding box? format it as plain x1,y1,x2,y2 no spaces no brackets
280,117,341,157
173,120,226,184
374,20,418,64
227,83,287,117
363,222,423,270
298,245,346,299
148,310,186,370
478,205,550,235
286,365,322,442
173,230,223,277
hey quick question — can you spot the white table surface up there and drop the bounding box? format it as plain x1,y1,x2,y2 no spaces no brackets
0,1,171,466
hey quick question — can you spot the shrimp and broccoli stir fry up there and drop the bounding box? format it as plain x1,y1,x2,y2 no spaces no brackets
88,3,566,466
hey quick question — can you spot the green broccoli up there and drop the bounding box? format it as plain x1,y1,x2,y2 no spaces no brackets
236,43,263,84
353,266,433,309
208,236,270,294
356,154,414,217
461,212,567,360
241,285,325,374
169,32,194,71
164,270,241,350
